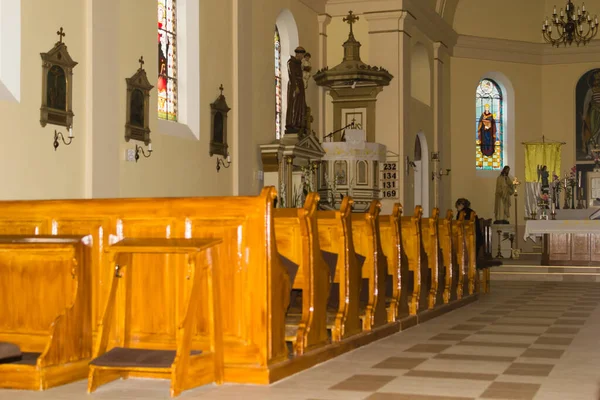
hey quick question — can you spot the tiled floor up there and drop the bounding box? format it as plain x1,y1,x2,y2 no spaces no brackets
3,281,600,399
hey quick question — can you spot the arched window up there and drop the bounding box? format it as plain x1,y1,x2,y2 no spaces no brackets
475,78,503,170
158,0,178,121
275,25,282,139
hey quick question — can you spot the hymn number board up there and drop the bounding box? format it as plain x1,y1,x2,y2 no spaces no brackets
380,162,399,199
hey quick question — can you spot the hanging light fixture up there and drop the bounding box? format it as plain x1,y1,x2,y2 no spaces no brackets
543,1,598,47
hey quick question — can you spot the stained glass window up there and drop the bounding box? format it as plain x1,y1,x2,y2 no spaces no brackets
275,25,282,139
475,78,503,170
158,0,177,121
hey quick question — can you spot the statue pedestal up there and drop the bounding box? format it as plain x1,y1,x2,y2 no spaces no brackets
317,130,386,212
260,134,325,208
491,224,515,259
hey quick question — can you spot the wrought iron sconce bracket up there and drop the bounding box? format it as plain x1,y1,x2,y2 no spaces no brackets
135,143,152,162
53,128,73,151
216,153,232,172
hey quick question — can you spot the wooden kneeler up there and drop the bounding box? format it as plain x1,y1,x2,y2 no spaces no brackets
88,238,223,398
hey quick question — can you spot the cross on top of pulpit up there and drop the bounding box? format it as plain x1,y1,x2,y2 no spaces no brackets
343,11,359,35
57,27,65,43
219,84,224,96
139,56,145,69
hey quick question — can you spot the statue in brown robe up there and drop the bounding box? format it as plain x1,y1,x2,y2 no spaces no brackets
285,47,307,135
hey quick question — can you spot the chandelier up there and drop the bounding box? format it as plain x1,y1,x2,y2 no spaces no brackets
542,0,598,47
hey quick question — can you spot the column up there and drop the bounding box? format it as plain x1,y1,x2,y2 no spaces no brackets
317,14,332,142
432,42,447,208
365,11,414,209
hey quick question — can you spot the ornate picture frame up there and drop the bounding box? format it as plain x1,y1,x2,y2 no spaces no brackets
125,56,154,145
40,27,78,129
209,85,231,157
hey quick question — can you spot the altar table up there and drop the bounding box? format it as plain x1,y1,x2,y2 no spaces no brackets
524,220,600,266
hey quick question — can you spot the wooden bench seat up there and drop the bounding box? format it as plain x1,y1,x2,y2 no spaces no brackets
274,193,330,355
421,208,444,309
401,207,429,315
316,197,362,341
0,235,92,391
438,210,458,304
352,201,388,331
379,204,409,322
451,215,468,299
88,238,223,397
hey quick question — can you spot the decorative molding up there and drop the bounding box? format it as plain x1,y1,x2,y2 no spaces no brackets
453,35,600,65
326,0,458,49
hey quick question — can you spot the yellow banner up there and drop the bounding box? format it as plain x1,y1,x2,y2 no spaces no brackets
524,143,562,182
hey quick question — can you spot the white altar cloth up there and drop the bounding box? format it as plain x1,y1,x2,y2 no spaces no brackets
524,220,600,242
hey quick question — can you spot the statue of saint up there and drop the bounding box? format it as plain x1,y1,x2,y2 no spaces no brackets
285,47,307,134
581,71,600,158
494,166,515,224
538,165,550,194
477,104,497,157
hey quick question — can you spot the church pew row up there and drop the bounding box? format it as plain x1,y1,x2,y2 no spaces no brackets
0,236,92,391
438,210,459,304
0,188,289,391
0,188,481,394
421,208,445,309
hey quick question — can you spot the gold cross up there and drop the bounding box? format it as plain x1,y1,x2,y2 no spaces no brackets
139,56,145,69
343,11,359,35
57,27,65,43
219,84,224,96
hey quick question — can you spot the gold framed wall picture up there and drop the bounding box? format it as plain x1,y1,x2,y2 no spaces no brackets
40,27,78,129
125,56,154,145
210,85,231,157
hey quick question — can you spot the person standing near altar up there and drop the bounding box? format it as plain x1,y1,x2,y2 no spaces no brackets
494,166,515,224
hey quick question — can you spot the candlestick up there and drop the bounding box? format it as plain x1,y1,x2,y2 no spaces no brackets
579,171,582,187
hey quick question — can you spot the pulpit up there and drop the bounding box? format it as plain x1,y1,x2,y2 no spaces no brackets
318,129,386,212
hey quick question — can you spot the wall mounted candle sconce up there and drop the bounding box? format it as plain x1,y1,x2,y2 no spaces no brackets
432,168,451,180
134,142,152,162
216,152,231,172
405,156,417,175
431,151,440,161
53,127,74,151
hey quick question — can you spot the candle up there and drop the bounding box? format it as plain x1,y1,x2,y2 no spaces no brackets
68,126,73,138
148,142,152,152
226,154,231,163
579,171,582,187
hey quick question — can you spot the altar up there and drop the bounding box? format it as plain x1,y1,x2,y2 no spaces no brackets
524,219,600,265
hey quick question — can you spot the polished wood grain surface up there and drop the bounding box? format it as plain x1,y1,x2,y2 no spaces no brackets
351,201,388,331
400,207,429,315
88,238,222,397
379,204,409,322
316,197,361,342
0,235,92,390
421,208,444,309
274,193,330,355
438,210,458,304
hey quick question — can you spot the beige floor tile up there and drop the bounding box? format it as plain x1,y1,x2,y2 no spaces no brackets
404,370,497,381
520,348,564,359
377,376,490,398
534,336,573,346
545,326,580,335
480,381,541,400
366,394,475,400
372,356,428,370
503,362,555,377
329,374,396,392
429,333,470,341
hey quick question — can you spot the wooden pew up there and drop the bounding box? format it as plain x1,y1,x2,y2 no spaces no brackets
351,201,388,331
438,210,458,304
420,208,444,309
0,236,92,390
379,204,410,322
451,213,468,299
400,207,429,315
463,211,478,295
316,197,362,342
0,187,291,385
274,193,330,355
88,238,223,397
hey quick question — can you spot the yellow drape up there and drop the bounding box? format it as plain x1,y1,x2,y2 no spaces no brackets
524,143,562,182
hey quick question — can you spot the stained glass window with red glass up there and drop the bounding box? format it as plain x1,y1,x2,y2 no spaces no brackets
475,78,503,170
275,25,282,139
158,0,178,121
